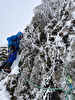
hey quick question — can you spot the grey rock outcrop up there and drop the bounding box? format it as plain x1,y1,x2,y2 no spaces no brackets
0,0,75,100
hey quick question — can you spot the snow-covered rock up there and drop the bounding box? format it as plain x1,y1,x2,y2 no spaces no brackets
0,0,75,100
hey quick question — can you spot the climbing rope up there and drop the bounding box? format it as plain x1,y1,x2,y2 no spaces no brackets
19,66,73,100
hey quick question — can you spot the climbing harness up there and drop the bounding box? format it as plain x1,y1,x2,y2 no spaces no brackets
19,65,73,100
65,75,72,84
65,75,72,88
65,74,73,100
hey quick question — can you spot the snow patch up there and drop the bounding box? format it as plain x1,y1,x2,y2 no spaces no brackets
11,65,19,75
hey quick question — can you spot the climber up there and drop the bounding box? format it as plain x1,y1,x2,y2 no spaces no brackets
0,31,23,73
65,74,72,89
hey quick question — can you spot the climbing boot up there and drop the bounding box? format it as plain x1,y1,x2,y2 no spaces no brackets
4,68,11,73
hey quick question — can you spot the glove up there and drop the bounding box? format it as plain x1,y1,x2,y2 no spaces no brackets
13,44,19,50
10,45,16,51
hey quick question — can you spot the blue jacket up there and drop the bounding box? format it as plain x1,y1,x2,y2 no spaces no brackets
5,50,17,63
6,32,23,63
7,32,23,50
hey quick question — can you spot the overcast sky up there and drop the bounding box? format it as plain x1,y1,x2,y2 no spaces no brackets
0,0,41,46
